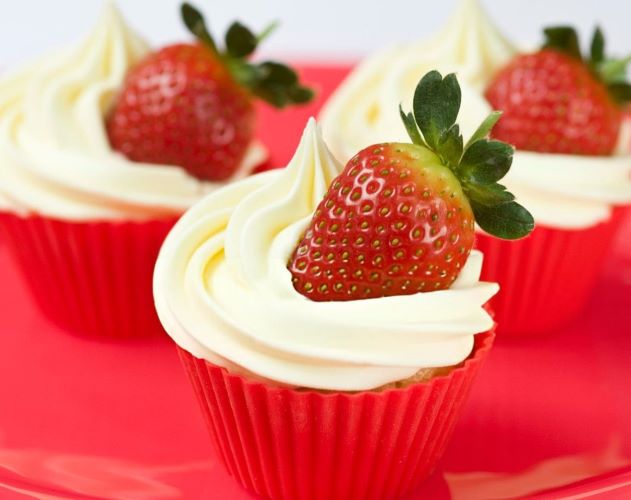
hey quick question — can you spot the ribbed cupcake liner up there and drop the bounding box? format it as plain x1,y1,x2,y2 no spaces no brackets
475,208,627,336
0,211,177,338
177,329,495,500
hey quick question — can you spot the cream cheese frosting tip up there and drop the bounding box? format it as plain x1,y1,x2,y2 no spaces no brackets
0,2,265,221
320,0,631,230
154,118,498,391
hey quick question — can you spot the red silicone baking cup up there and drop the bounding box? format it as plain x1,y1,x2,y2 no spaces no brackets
0,211,177,338
475,207,627,336
177,328,495,500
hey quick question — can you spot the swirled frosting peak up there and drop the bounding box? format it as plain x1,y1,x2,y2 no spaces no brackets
0,2,265,221
154,119,498,391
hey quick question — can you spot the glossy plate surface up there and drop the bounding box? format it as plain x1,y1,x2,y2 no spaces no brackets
1,65,630,500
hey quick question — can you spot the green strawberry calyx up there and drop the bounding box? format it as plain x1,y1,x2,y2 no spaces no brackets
181,2,314,108
542,26,631,106
399,70,534,240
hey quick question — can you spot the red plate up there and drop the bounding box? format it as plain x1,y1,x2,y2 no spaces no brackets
1,65,630,499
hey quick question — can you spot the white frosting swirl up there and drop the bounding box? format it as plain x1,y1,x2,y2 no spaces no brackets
0,3,265,221
154,119,498,391
319,0,631,229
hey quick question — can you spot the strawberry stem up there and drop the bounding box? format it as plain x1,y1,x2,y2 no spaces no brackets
400,71,534,240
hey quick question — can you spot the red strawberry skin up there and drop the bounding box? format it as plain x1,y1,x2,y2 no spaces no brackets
107,43,255,181
288,143,475,301
485,49,621,156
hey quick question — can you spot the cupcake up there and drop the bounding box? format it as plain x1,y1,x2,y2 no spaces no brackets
320,0,631,335
0,3,311,337
480,26,631,334
154,72,531,498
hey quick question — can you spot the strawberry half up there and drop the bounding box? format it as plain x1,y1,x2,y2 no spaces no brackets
485,27,631,156
288,71,534,301
107,3,313,181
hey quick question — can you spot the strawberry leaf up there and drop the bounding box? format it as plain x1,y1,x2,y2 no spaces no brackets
590,27,605,64
225,22,257,58
256,21,279,44
608,82,631,105
471,201,535,240
249,62,314,107
459,139,513,185
228,62,260,87
253,84,314,107
600,56,631,83
413,71,461,151
399,106,426,146
543,26,581,60
287,86,315,104
465,111,502,149
465,182,515,206
258,62,298,85
437,125,463,167
181,3,217,53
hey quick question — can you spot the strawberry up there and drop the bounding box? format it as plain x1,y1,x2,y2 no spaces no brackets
107,3,313,181
288,71,534,301
485,27,631,156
